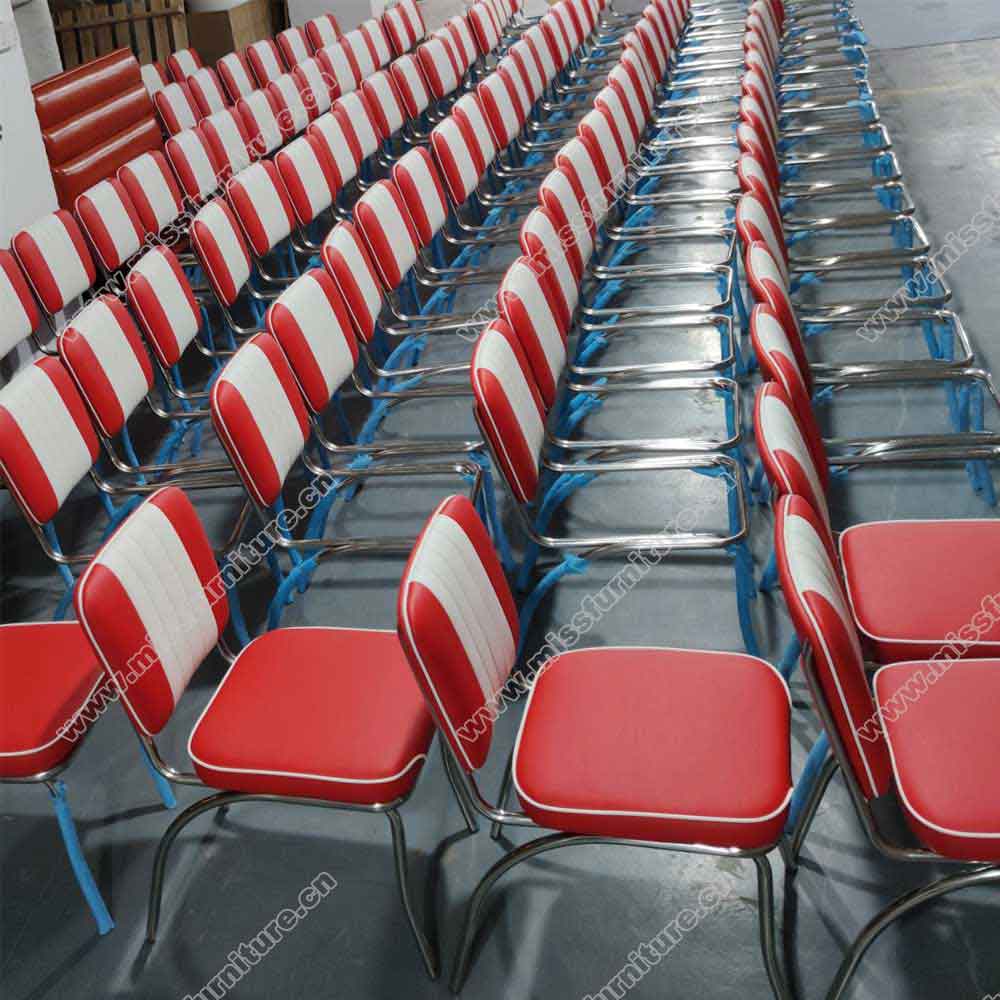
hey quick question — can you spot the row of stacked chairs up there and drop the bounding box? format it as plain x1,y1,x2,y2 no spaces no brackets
2,0,998,996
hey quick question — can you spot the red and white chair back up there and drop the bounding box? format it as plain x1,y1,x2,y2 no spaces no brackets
58,294,154,438
247,40,285,87
217,52,256,103
118,151,185,237
305,13,342,51
275,134,339,227
308,112,362,190
166,128,223,203
141,62,169,98
383,0,426,56
226,160,296,258
210,332,310,506
362,70,407,141
332,91,382,162
294,57,336,115
391,147,450,247
75,485,228,735
268,73,314,134
360,18,393,70
188,67,229,118
12,210,97,317
200,108,254,180
266,268,359,414
320,221,385,343
126,246,203,369
354,180,422,288
0,356,99,525
397,493,519,770
74,178,146,272
774,494,893,801
167,47,203,82
317,40,360,97
190,198,252,307
417,36,461,101
154,82,201,136
0,250,40,356
277,26,311,69
390,53,433,119
470,320,547,504
237,89,287,155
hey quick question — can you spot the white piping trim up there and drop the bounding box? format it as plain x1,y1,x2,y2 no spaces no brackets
510,646,793,826
874,660,1000,842
186,627,428,786
840,520,1000,647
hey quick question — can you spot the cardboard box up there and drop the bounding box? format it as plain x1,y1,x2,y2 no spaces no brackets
186,0,271,63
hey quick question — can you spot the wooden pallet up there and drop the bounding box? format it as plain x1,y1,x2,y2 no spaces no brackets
52,0,188,68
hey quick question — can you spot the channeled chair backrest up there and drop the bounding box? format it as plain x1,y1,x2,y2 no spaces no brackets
384,0,422,56
332,91,382,162
75,485,228,736
390,52,433,119
354,179,422,289
470,319,546,504
277,26,311,69
362,69,407,139
118,151,185,236
306,13,342,52
246,39,285,87
0,249,39,357
167,46,202,82
508,41,544,103
155,81,200,135
217,52,256,103
126,246,203,369
12,210,97,317
745,240,803,356
468,2,501,58
497,254,568,408
268,72,313,134
294,57,336,116
275,133,339,227
754,380,830,526
190,197,252,307
225,160,296,258
75,178,147,273
188,66,229,118
361,17,393,69
200,108,254,180
391,146,450,247
237,89,288,154
166,127,223,204
478,68,525,150
774,494,893,800
344,27,378,80
58,294,153,438
539,166,596,273
266,268,359,414
308,111,362,190
555,137,610,228
736,192,789,284
318,40,360,98
397,493,520,770
519,205,580,323
417,36,461,100
453,92,498,172
321,221,385,344
0,356,99,525
210,332,310,507
431,113,485,206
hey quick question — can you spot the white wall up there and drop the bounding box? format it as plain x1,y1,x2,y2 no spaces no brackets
0,0,58,248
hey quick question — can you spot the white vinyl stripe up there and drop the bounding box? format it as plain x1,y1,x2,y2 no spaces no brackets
284,140,331,217
197,200,250,294
339,231,383,321
408,513,514,704
26,214,91,311
401,150,446,234
361,184,416,278
84,182,141,267
211,113,251,172
128,156,179,230
222,340,304,489
236,164,291,251
312,114,358,185
508,262,566,384
280,274,355,395
95,500,218,706
131,249,199,354
0,266,34,354
70,299,148,424
1,363,92,512
171,131,218,200
436,118,480,200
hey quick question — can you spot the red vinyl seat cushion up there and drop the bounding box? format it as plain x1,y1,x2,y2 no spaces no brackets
874,659,1000,861
0,623,105,779
513,647,792,849
188,627,435,804
840,519,1000,663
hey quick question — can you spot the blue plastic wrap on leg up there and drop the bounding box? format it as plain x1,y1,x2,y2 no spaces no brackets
49,780,115,935
778,633,802,680
43,523,77,620
135,731,176,808
623,205,656,229
558,389,604,436
516,554,590,654
468,451,514,572
607,240,647,267
847,98,876,123
750,458,765,500
222,557,253,649
780,196,798,215
786,732,831,832
921,319,943,360
576,333,609,364
759,547,779,592
811,385,836,407
588,278,626,310
729,541,761,657
790,271,820,295
267,555,321,630
803,323,832,338
731,249,749,335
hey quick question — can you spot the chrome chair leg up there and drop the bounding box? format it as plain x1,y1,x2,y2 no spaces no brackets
826,866,1000,1000
450,832,582,993
147,790,240,942
755,854,795,1000
440,735,479,834
386,807,440,979
489,748,515,841
782,755,840,872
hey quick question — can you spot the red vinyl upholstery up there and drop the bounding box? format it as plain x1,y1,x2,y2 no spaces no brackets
513,646,791,847
0,623,105,779
0,250,40,357
33,49,162,210
874,659,1000,861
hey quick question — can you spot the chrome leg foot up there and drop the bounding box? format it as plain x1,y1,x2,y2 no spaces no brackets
826,866,1000,1000
754,854,795,1000
146,791,239,943
386,808,439,980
